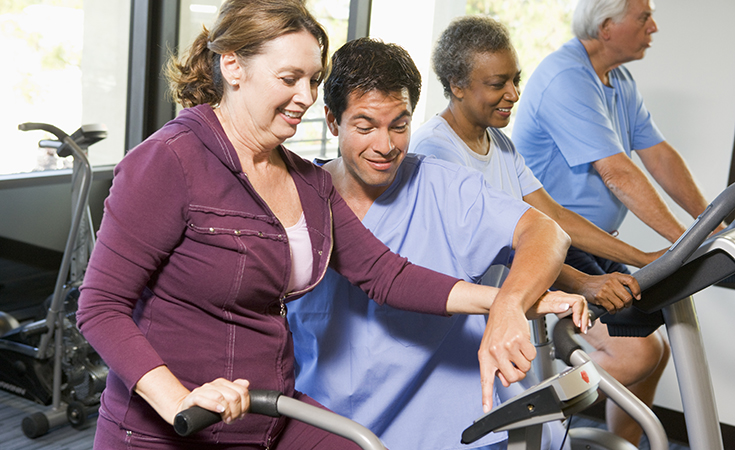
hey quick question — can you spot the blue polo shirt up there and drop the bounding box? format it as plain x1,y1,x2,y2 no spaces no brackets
513,38,664,232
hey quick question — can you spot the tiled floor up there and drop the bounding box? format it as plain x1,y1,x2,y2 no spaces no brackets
0,389,96,450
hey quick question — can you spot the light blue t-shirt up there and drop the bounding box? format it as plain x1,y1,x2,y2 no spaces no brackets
289,155,530,450
410,115,543,201
512,38,664,232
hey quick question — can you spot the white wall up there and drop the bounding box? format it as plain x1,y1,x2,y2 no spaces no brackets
620,0,735,426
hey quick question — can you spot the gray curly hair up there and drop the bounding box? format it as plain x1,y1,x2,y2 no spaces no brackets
432,15,513,99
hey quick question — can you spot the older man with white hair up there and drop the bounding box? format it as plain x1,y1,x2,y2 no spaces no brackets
513,0,723,445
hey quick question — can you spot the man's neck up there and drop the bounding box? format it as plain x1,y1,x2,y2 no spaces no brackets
580,38,624,87
323,158,384,221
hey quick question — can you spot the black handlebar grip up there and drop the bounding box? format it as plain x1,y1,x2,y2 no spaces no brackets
174,406,220,437
587,303,607,323
173,390,283,437
248,389,282,417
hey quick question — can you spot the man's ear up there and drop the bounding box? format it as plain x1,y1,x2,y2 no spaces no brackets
220,52,243,85
325,106,339,137
599,18,613,40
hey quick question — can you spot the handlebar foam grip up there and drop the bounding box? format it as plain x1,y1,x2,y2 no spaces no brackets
173,406,220,437
248,390,282,417
173,389,283,437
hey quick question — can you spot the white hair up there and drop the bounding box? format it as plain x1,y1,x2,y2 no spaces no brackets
572,0,629,40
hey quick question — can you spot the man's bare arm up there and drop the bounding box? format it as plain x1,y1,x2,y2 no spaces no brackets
593,152,686,243
524,188,663,267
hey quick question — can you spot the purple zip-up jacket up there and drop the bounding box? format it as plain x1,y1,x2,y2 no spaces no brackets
77,104,459,446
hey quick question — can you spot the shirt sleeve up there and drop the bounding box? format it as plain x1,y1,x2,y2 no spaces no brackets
440,162,530,281
536,68,626,167
409,125,467,167
492,129,543,197
77,141,189,392
326,186,459,316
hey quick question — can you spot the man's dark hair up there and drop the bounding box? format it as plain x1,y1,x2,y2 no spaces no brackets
324,37,421,124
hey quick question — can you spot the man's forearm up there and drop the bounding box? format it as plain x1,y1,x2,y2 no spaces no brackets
594,153,686,243
499,208,571,310
526,189,654,267
639,142,713,221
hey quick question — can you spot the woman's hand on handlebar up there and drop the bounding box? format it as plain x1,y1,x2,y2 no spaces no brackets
526,291,590,333
135,366,251,425
178,378,251,425
579,272,641,314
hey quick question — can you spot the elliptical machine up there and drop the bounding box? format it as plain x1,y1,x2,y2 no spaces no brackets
0,122,109,438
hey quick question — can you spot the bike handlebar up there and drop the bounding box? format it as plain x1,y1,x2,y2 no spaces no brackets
174,389,386,450
634,183,735,295
555,182,735,364
18,122,70,141
174,390,282,437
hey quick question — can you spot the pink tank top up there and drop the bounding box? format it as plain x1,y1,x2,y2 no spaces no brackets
285,212,313,293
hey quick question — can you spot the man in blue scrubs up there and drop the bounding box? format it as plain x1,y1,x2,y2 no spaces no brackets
288,38,620,450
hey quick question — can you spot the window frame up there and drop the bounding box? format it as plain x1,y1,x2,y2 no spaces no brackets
0,0,373,186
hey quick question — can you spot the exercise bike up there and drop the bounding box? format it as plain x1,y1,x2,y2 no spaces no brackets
175,390,387,450
464,182,735,450
0,122,109,438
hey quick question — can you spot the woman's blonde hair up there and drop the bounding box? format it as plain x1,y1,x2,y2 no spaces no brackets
167,0,328,108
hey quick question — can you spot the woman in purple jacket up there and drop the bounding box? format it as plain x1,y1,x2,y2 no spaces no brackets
76,1,587,448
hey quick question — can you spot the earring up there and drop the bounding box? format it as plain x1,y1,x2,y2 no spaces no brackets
231,79,238,86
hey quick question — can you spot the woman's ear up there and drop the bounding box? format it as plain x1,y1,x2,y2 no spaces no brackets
220,52,243,86
450,80,464,100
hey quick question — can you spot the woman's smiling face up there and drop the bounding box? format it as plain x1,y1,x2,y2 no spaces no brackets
227,30,324,146
452,49,521,130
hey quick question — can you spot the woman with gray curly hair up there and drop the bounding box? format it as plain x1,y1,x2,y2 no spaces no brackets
431,15,514,101
411,13,668,447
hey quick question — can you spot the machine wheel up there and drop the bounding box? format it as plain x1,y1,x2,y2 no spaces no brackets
0,311,20,336
22,412,50,439
67,401,89,429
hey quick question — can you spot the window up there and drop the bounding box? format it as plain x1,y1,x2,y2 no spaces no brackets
285,0,350,160
0,0,131,176
466,0,575,132
466,1,574,91
177,0,351,161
